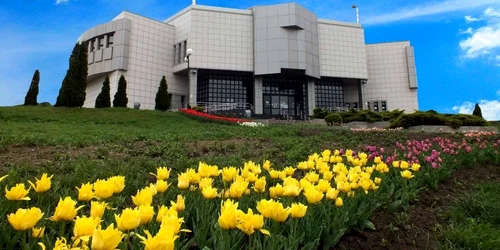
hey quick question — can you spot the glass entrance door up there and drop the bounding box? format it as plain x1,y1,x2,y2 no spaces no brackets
262,76,307,117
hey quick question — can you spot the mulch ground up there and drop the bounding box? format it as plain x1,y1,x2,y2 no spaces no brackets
334,164,500,250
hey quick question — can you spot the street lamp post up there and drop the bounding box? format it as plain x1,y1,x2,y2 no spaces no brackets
184,48,193,108
352,4,360,24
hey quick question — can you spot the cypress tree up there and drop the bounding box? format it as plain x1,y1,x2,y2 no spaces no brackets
472,103,483,118
95,75,111,108
113,75,128,107
55,42,88,107
24,70,40,105
155,76,171,111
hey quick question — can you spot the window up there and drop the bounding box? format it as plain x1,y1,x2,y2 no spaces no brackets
90,40,95,52
106,33,114,48
174,40,188,65
262,76,307,116
381,101,387,111
197,70,253,105
314,79,344,109
98,36,104,50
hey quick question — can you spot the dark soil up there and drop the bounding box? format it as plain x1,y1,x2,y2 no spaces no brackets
334,164,500,250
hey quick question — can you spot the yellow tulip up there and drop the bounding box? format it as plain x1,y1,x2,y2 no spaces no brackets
303,187,324,204
107,176,125,194
52,238,71,250
0,174,8,183
50,196,85,222
236,208,269,236
283,166,295,176
335,197,343,207
228,179,249,199
269,183,284,198
374,177,382,184
150,167,171,180
326,188,339,200
186,168,201,183
392,161,400,168
177,173,190,190
93,179,114,199
90,201,108,219
155,179,170,193
198,162,220,178
171,195,185,212
198,177,214,190
132,188,154,206
256,199,290,222
114,207,141,231
7,207,44,231
202,186,218,199
411,163,421,172
160,214,189,235
323,171,334,181
253,177,266,193
400,161,409,170
76,183,94,201
137,228,178,250
5,183,30,201
222,167,238,182
218,199,240,229
139,204,155,225
262,160,271,171
32,227,45,238
290,203,307,219
316,179,331,193
269,170,280,179
400,170,414,179
146,183,158,196
74,216,100,239
28,173,53,193
91,224,124,250
156,205,178,223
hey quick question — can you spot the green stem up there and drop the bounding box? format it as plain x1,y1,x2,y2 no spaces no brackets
123,232,130,250
59,221,66,238
21,231,27,250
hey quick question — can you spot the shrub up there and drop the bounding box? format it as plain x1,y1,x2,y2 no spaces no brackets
155,76,171,111
192,106,205,112
380,109,404,121
24,70,40,106
325,113,343,126
454,114,489,126
343,110,383,123
389,111,473,129
113,75,128,108
313,108,328,119
55,42,88,107
472,103,483,118
95,75,111,108
40,102,51,107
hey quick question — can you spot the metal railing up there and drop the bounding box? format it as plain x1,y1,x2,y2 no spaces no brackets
196,102,251,113
325,106,361,112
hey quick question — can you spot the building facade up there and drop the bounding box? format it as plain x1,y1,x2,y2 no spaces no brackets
79,2,418,117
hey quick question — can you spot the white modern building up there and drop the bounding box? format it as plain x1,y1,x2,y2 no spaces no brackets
79,2,418,118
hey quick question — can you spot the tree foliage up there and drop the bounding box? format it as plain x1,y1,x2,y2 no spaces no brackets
472,103,483,118
113,75,128,108
95,75,111,108
24,70,40,105
55,42,88,107
155,76,171,111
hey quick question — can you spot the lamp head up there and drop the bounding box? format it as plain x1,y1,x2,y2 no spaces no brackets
186,48,193,56
352,4,358,8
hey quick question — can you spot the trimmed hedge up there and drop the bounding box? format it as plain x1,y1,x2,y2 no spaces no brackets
389,111,489,129
325,113,343,126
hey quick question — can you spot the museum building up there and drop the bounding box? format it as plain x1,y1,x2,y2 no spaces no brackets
79,2,418,117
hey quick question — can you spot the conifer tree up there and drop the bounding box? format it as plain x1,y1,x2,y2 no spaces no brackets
472,103,483,118
24,70,40,105
95,75,111,108
113,75,128,107
155,76,171,111
55,42,88,107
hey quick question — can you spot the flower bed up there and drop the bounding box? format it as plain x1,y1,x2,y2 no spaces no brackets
0,134,499,249
179,108,251,124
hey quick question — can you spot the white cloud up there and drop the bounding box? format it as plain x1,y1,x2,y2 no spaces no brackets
459,27,474,34
465,15,481,22
56,0,69,5
453,100,500,121
459,8,500,65
364,0,500,25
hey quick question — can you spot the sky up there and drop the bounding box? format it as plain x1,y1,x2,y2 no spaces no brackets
0,0,499,120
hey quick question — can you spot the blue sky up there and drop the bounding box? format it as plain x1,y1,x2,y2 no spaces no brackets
1,0,499,119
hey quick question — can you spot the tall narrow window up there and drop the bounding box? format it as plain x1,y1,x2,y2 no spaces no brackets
106,34,114,48
174,44,178,65
381,101,387,111
98,36,104,50
177,43,182,65
373,101,379,112
90,39,95,52
183,40,187,59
